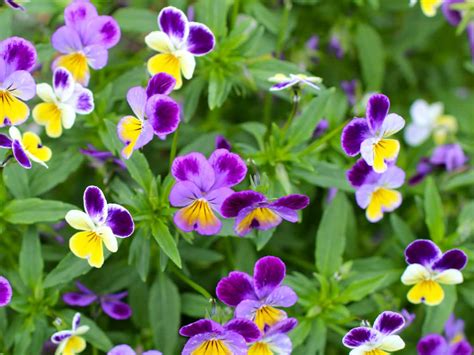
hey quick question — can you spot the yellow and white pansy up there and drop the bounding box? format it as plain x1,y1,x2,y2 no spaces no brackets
51,313,89,355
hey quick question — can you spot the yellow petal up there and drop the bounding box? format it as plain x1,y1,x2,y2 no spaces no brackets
236,207,280,235
373,139,400,173
191,339,231,355
249,342,273,355
366,188,401,222
117,116,143,159
57,53,89,85
63,335,86,355
22,132,52,163
407,280,444,306
0,90,29,126
420,0,443,16
254,305,285,330
147,53,182,89
69,231,104,268
33,102,63,138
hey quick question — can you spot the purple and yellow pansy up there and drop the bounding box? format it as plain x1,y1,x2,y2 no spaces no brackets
117,72,180,159
216,256,297,331
65,186,134,268
248,318,297,355
0,276,12,307
145,6,215,89
169,149,247,235
51,0,121,85
221,191,310,237
33,67,94,138
401,240,467,306
51,313,89,355
0,36,37,127
341,94,405,173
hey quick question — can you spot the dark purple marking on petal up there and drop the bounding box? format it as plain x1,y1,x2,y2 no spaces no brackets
106,203,134,238
267,318,298,336
0,276,13,307
215,135,231,151
84,185,107,223
171,152,215,191
347,159,373,187
101,299,132,320
450,340,473,355
12,140,31,169
64,1,98,29
224,318,261,342
432,249,468,271
417,334,449,355
146,73,176,97
179,319,223,337
51,330,73,344
405,239,442,267
270,194,309,210
158,6,189,44
94,16,121,49
221,191,266,218
342,327,376,348
341,118,370,156
366,94,390,132
442,0,463,26
254,256,286,299
76,91,94,112
216,271,257,307
54,68,71,90
146,94,180,137
0,134,12,149
5,0,25,11
72,312,81,330
186,22,215,56
0,36,37,73
373,311,405,335
208,149,248,189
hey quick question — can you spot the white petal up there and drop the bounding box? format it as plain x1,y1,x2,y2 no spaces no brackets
404,123,431,146
381,113,405,137
59,104,77,129
349,346,370,355
145,31,173,53
36,83,56,103
96,226,118,253
401,264,430,285
65,210,94,231
178,50,196,79
380,335,405,352
8,126,22,141
360,138,377,166
67,85,94,115
74,325,90,335
434,269,463,285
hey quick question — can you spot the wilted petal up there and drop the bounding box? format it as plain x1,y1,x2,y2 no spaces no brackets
146,72,176,97
254,256,285,299
366,94,390,133
221,190,266,218
0,276,13,307
145,94,180,138
158,6,189,47
179,319,223,337
224,319,261,342
341,118,370,156
0,36,37,73
171,152,215,191
373,311,405,335
84,185,108,224
186,22,215,56
105,203,134,238
101,299,132,320
216,271,257,307
208,149,247,189
405,239,442,267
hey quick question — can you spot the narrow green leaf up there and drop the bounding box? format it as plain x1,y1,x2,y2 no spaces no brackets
19,227,43,288
355,23,385,91
337,274,387,303
390,213,416,246
2,199,76,224
128,229,151,282
151,220,182,268
3,163,30,198
195,0,229,38
424,177,445,242
124,151,154,192
43,254,91,288
181,293,212,318
422,286,457,335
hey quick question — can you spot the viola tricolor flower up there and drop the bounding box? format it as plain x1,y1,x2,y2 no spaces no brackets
248,318,297,355
80,144,126,170
216,256,297,330
51,0,121,85
117,73,180,159
33,67,94,138
400,309,416,329
417,314,472,355
179,318,260,355
51,313,89,355
268,73,322,92
347,159,405,222
145,6,215,89
0,37,37,126
430,143,468,172
401,240,467,306
169,149,247,235
342,311,406,354
65,186,134,268
408,158,435,186
0,276,12,307
63,282,132,320
108,345,162,355
221,191,310,237
341,94,405,173
0,126,52,169
410,0,443,17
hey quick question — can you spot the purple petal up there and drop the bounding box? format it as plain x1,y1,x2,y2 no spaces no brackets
142,351,162,355
169,181,203,207
182,332,247,355
51,26,83,54
269,80,298,91
12,140,31,169
432,249,468,271
468,23,474,63
450,340,473,355
76,281,94,294
70,86,94,114
444,314,465,342
373,311,405,335
145,94,180,138
106,291,128,300
51,330,73,344
216,271,257,307
366,94,390,132
442,0,463,26
342,327,378,348
62,292,97,306
234,205,282,237
84,16,121,49
158,6,189,46
179,319,223,337
146,73,176,97
208,149,247,189
254,256,286,299
72,312,81,330
430,144,468,172
0,134,12,148
269,206,299,223
0,36,37,73
266,318,298,336
417,334,449,355
215,135,231,151
5,0,25,10
84,185,107,223
224,318,261,342
106,203,134,238
101,299,132,320
53,67,74,100
405,239,442,267
64,0,98,29
186,22,215,56
270,194,309,210
347,159,373,188
171,152,215,192
3,70,36,101
0,276,13,307
107,344,135,355
205,187,234,212
341,118,370,156
266,286,297,308
221,191,266,218
234,299,261,320
379,165,406,189
83,44,108,69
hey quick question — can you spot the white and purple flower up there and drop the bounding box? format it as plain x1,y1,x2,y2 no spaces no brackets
0,276,12,307
268,73,322,92
248,318,297,355
51,313,89,355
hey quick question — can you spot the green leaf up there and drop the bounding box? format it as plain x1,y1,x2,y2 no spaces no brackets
181,293,212,318
299,318,327,355
292,163,353,192
124,151,154,192
3,163,30,198
390,213,416,246
19,227,43,289
422,286,457,335
99,119,124,156
113,7,157,33
149,273,181,354
424,177,445,243
128,228,151,282
151,220,182,268
208,69,233,109
2,199,76,224
195,0,229,38
355,23,385,91
337,274,387,303
43,254,91,288
183,77,205,122
315,192,349,276
290,319,312,348
442,170,474,191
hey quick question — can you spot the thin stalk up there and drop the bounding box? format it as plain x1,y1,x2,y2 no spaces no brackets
299,121,346,156
276,0,292,56
281,88,300,136
168,128,179,169
231,0,240,29
172,267,212,300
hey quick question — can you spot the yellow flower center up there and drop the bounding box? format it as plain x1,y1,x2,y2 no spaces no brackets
364,350,388,355
0,89,29,126
249,342,273,355
57,52,89,84
254,305,285,330
191,339,231,355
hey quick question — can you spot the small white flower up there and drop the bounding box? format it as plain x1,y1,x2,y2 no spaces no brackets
268,73,322,92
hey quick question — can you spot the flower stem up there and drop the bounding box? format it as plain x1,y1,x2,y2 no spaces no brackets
282,88,300,137
299,120,346,156
171,267,212,300
169,128,179,169
231,0,240,29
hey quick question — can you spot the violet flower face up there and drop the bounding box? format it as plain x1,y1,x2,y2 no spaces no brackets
430,143,468,172
107,344,162,355
216,256,297,331
248,318,297,355
169,149,247,235
51,0,121,85
0,276,12,307
179,318,260,355
221,191,309,237
80,144,126,170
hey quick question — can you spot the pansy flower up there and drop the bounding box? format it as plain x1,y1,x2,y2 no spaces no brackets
268,73,322,92
221,191,310,237
51,0,121,85
0,37,37,126
249,318,297,355
108,344,162,355
80,144,126,170
216,256,297,330
342,311,406,354
117,73,180,159
401,240,467,306
169,149,247,235
63,282,131,320
410,0,443,17
145,6,215,89
430,143,468,172
0,276,12,307
51,313,89,355
0,126,52,169
65,186,134,268
341,94,405,173
179,318,260,355
33,67,94,138
347,159,405,222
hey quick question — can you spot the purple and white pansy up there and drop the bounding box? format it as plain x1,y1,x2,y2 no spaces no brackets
221,191,310,237
107,344,162,355
268,73,322,92
342,311,406,354
51,313,89,355
0,276,12,307
248,318,297,355
341,94,405,173
216,256,297,331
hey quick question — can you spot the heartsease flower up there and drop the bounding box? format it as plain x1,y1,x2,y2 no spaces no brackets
0,126,52,169
0,36,37,126
216,256,297,330
268,73,322,92
51,313,89,355
342,311,406,354
221,191,310,237
169,149,247,235
80,144,126,170
145,6,215,89
33,67,94,137
179,318,260,355
248,318,297,355
65,185,134,268
117,73,180,159
0,276,12,307
63,282,131,320
347,159,405,222
401,239,467,306
108,344,162,355
410,0,443,17
341,94,405,173
51,0,121,85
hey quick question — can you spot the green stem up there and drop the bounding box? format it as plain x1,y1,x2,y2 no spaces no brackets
231,0,240,29
299,121,346,156
172,267,212,300
281,88,300,137
169,128,179,169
